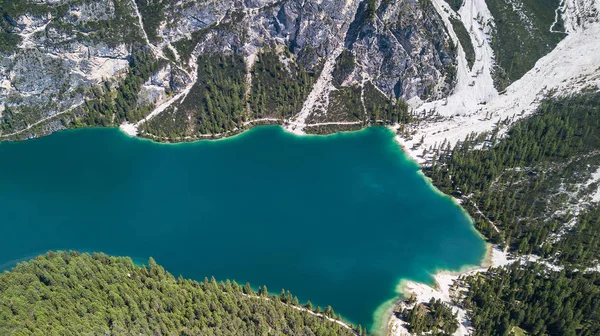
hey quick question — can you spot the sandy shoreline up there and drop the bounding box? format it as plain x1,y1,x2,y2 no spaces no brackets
118,121,500,336
385,245,513,336
118,121,496,336
378,142,518,336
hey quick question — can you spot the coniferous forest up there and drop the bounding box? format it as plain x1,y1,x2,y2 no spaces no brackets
415,91,600,335
0,251,359,336
462,263,600,336
399,298,459,335
140,54,248,139
249,51,320,119
426,92,600,267
1,1,598,335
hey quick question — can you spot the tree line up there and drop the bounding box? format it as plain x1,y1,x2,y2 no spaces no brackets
249,50,320,119
399,298,459,335
462,263,600,336
0,251,361,336
425,92,600,267
141,54,247,139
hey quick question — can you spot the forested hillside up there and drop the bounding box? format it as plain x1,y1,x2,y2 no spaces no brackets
486,0,565,90
398,298,459,335
140,54,248,139
426,91,600,267
395,91,600,335
0,0,457,140
461,263,600,336
0,251,359,336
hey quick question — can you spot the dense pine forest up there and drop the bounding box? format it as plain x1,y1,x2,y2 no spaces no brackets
401,91,600,335
398,298,459,335
425,91,600,267
461,263,600,336
486,0,565,90
0,251,360,336
140,54,248,139
448,16,474,70
249,50,321,120
364,83,411,125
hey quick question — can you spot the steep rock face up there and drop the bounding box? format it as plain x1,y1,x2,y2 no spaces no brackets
0,0,456,139
348,0,455,100
160,0,454,100
0,0,141,134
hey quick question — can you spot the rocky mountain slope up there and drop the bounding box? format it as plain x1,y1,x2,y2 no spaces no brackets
387,0,600,334
2,1,600,335
0,0,457,140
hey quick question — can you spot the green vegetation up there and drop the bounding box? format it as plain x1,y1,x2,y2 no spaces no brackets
172,24,216,63
0,251,357,336
180,54,246,132
0,0,55,53
366,0,378,21
304,123,364,135
135,0,167,42
73,47,161,127
462,263,600,336
332,49,355,88
0,46,160,136
0,9,20,53
172,9,247,64
449,16,475,70
487,0,565,90
306,81,411,125
364,82,411,124
0,0,53,21
399,298,459,335
0,28,20,53
317,85,364,123
0,104,52,135
49,0,143,48
250,51,320,119
443,0,463,11
0,0,152,135
426,91,600,266
142,54,247,139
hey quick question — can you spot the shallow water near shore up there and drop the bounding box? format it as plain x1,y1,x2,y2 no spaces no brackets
0,126,486,330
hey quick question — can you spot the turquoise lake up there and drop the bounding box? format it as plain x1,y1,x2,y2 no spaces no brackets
0,126,486,330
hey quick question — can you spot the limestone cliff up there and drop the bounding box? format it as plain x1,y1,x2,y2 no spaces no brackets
0,0,456,139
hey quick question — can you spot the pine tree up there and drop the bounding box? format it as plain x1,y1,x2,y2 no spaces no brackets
305,300,313,310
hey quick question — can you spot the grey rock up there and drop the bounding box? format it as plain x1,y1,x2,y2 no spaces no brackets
1,0,457,136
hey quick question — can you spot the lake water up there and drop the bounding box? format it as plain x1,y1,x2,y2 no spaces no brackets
0,126,486,331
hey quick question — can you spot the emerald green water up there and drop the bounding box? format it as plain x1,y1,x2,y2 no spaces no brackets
0,126,486,330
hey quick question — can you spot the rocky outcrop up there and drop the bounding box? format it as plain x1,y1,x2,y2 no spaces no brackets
0,0,138,135
0,0,457,138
